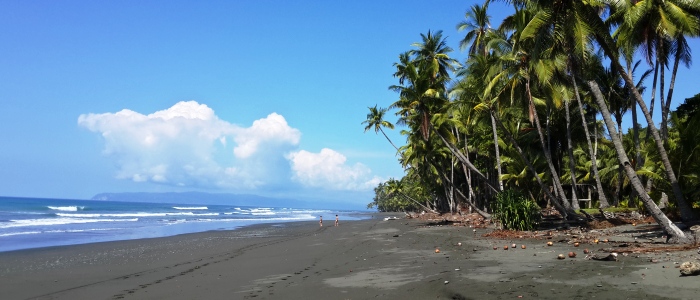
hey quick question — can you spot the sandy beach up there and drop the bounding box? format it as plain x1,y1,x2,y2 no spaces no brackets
2,214,699,300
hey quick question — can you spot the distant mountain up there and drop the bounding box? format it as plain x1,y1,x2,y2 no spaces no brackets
91,192,316,208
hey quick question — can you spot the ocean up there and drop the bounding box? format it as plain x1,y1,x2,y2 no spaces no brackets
0,196,366,252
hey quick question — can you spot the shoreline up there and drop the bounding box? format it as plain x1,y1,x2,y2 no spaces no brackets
2,214,699,299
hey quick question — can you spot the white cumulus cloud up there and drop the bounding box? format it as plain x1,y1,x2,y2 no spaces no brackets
288,148,382,190
78,101,378,192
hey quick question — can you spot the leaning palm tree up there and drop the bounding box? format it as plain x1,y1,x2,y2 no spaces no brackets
587,80,689,243
598,0,699,222
610,0,700,140
362,105,399,152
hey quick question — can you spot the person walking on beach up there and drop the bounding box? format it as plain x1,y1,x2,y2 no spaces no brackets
319,216,323,227
335,215,339,226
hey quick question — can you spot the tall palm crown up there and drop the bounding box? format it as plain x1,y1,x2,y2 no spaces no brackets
457,3,492,56
409,30,460,81
610,0,700,66
391,30,458,141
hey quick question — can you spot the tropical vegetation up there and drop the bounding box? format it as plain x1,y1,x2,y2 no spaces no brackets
364,0,700,244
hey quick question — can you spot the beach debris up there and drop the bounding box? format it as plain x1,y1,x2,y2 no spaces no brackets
690,225,700,245
568,251,577,258
444,280,449,284
680,261,700,276
588,253,618,261
457,242,462,246
512,243,517,248
547,241,553,246
493,246,498,250
557,254,566,260
384,216,399,221
594,239,599,244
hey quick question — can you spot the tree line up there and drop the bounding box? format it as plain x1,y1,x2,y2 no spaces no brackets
363,0,700,244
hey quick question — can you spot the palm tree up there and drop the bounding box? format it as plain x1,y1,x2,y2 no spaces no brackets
600,0,700,221
662,36,693,139
588,80,688,243
410,30,460,83
610,0,700,140
362,105,399,152
456,2,492,56
571,68,611,208
514,0,697,233
499,13,575,215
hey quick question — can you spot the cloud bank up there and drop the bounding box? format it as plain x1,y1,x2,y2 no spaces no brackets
78,101,378,192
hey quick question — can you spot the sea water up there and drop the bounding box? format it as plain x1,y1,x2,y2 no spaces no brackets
0,196,363,252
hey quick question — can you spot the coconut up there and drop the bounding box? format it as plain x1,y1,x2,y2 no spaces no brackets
435,248,440,253
573,242,580,247
521,245,527,249
547,241,553,246
504,245,509,250
568,251,577,258
583,249,590,254
557,254,566,259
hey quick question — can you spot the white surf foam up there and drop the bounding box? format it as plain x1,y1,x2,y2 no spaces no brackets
55,212,219,218
47,206,85,211
0,218,138,228
173,206,208,210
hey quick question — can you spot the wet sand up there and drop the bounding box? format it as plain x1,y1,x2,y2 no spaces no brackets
2,215,699,299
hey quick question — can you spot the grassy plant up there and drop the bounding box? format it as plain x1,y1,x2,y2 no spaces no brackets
491,189,541,231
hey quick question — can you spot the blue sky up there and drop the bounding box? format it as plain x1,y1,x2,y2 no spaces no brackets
1,1,698,208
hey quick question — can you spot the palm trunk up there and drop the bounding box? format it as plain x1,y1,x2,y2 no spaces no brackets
435,131,499,194
617,117,628,206
525,80,572,211
628,63,643,195
396,191,438,214
614,60,697,222
490,109,577,219
379,128,400,152
647,60,659,140
571,74,609,208
594,32,698,221
659,54,667,139
491,113,504,192
565,97,580,210
588,80,688,243
662,44,682,140
441,171,491,219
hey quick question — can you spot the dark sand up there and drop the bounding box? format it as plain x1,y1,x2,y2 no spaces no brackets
2,214,699,300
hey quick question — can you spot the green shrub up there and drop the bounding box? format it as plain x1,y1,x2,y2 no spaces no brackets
492,189,541,231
